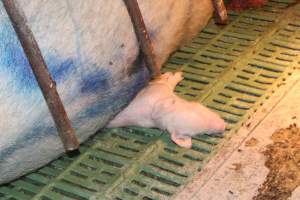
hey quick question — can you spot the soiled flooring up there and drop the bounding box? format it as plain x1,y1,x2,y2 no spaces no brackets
253,124,300,200
175,71,300,199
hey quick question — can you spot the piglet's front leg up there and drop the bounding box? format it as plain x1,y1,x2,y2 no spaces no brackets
171,133,193,148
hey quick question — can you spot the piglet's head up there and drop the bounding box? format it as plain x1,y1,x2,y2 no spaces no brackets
152,97,226,148
200,109,226,135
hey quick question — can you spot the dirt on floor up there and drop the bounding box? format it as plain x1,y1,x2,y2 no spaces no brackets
245,137,259,147
253,124,300,200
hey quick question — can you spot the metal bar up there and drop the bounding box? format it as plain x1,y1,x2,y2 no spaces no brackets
212,0,228,25
123,0,160,78
2,0,80,153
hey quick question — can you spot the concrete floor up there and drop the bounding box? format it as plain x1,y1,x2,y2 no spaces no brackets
174,71,300,200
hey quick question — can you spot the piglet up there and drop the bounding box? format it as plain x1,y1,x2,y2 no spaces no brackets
108,72,226,148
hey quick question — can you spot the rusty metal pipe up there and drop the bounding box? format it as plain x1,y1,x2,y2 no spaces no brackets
2,0,80,153
212,0,228,25
123,0,160,78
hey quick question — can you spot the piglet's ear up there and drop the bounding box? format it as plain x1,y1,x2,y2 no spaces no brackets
171,132,192,149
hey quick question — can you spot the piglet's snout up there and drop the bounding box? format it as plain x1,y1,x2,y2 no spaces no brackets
214,116,226,132
207,115,226,134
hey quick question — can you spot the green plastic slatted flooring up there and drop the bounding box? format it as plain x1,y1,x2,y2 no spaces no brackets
1,1,300,199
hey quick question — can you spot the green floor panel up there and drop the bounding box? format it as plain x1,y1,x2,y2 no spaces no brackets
1,1,300,200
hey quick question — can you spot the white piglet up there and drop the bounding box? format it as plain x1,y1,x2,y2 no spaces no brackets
108,72,226,148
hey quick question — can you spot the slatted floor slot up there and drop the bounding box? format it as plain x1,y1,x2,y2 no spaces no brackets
1,1,300,200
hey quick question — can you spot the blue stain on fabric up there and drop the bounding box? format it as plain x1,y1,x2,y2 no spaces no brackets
80,68,112,94
0,66,150,161
0,14,76,91
79,66,150,120
0,23,37,89
48,58,76,84
0,125,57,159
1,38,76,91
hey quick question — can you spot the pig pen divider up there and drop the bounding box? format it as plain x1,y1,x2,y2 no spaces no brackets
1,0,300,200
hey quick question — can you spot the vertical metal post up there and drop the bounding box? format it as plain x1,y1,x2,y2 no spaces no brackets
212,0,228,25
123,0,161,78
2,0,80,154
